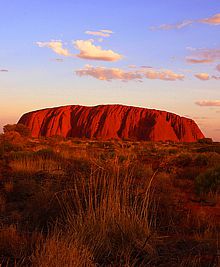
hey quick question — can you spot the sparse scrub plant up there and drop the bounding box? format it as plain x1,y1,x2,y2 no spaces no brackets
0,225,28,260
3,123,31,137
195,166,220,195
173,153,193,167
0,137,23,153
175,166,202,180
0,193,6,213
194,154,209,167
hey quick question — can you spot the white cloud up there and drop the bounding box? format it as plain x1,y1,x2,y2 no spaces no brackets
52,58,64,62
36,41,71,57
100,29,113,34
74,40,123,61
75,65,184,82
195,100,220,106
85,31,110,37
85,29,113,37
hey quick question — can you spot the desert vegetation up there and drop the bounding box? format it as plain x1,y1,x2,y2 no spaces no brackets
0,125,219,266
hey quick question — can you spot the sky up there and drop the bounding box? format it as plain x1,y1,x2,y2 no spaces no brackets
0,0,220,140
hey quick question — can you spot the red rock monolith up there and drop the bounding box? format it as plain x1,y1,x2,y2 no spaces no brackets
18,104,205,142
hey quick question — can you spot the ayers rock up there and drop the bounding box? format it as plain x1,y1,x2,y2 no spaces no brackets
18,104,204,142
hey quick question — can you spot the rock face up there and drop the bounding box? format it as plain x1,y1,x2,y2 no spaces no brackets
18,104,204,142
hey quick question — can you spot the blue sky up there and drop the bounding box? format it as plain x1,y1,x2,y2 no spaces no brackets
0,0,220,140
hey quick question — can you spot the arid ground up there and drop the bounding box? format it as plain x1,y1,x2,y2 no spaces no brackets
0,125,219,266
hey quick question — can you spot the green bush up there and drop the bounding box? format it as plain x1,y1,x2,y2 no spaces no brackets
195,166,220,195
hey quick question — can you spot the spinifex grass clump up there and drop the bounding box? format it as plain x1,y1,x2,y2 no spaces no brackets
30,231,95,267
52,163,158,266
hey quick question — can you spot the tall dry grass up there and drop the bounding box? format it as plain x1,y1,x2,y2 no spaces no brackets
31,159,158,266
9,151,63,174
31,231,95,267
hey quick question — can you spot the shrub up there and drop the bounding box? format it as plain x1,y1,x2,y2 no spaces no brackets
0,145,4,159
195,166,220,195
198,138,213,144
196,145,220,154
1,132,24,151
173,153,192,167
167,148,178,154
65,158,91,177
0,194,6,213
3,123,31,137
176,167,202,180
194,154,208,167
0,225,28,259
35,148,58,159
0,124,30,152
100,150,115,159
118,154,127,163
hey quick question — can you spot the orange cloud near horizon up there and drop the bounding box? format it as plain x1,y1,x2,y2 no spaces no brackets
195,73,220,80
186,48,220,64
195,100,220,106
194,73,210,80
186,58,213,64
142,69,184,81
